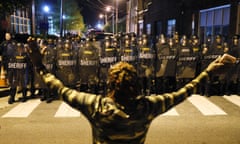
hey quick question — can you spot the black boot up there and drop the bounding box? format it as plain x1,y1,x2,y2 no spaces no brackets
8,88,16,104
40,89,47,101
21,88,27,102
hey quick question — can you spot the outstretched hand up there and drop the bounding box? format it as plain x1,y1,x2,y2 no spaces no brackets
26,37,44,69
206,54,236,73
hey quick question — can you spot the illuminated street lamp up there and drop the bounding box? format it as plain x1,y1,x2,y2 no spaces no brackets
99,13,107,26
42,5,50,35
62,14,66,35
43,5,50,13
105,6,114,34
106,6,111,13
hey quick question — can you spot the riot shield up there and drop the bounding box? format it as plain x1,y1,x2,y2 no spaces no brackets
176,36,197,89
56,41,78,87
137,35,155,95
99,37,118,95
120,35,138,68
78,40,99,93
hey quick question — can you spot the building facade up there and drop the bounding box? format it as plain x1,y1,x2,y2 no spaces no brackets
127,0,240,42
2,7,32,35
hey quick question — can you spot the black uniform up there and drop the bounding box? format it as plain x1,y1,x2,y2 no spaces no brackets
160,37,178,93
155,34,172,94
202,35,225,96
99,36,118,95
1,38,16,71
120,35,138,68
78,38,99,93
176,35,198,89
7,43,29,103
56,40,78,88
137,34,155,95
225,35,240,94
190,35,201,93
40,40,56,102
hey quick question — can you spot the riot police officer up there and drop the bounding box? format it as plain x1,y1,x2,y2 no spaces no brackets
56,39,78,89
99,36,118,95
199,43,211,95
7,43,29,104
202,35,225,96
0,33,16,71
210,35,225,95
155,34,169,94
39,39,56,102
0,33,17,103
78,38,99,93
226,35,240,95
137,34,155,96
190,35,201,93
120,34,138,68
176,35,197,89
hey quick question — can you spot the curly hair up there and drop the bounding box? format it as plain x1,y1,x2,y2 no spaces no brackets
107,62,139,101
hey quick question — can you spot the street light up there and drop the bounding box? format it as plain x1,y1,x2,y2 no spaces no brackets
99,13,107,26
105,6,114,34
98,14,105,30
43,5,50,36
63,15,66,36
43,5,50,13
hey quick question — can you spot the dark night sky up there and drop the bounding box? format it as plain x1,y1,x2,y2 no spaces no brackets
77,0,126,27
40,0,126,27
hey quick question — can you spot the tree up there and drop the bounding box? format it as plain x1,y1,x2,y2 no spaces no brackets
63,0,85,34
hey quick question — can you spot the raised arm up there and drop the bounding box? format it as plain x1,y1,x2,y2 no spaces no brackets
148,54,236,115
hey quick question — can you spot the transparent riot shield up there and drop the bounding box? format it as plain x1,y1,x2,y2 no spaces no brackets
78,39,99,93
137,34,155,95
56,41,78,88
99,36,118,95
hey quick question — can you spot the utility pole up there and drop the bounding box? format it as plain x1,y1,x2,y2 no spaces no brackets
116,0,118,34
60,0,63,37
31,0,36,35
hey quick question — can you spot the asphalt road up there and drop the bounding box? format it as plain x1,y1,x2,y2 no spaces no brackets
0,94,239,144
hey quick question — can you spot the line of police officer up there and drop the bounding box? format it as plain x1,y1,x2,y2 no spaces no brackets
0,32,240,104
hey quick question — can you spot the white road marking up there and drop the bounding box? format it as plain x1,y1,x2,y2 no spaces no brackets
2,99,41,118
223,95,240,107
161,108,179,116
188,94,227,116
54,102,80,117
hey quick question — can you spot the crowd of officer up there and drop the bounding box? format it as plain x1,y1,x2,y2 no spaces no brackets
0,32,239,104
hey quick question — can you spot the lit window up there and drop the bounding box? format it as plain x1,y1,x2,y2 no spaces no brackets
199,4,230,43
167,19,176,37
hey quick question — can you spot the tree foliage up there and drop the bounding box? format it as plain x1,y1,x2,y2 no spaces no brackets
63,0,85,33
51,0,85,34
